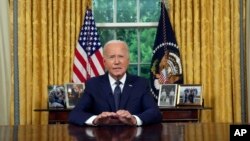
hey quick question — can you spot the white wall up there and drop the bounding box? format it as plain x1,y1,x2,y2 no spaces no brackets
0,0,11,125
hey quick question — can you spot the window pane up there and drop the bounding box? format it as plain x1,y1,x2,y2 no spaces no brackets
98,29,115,46
128,64,151,78
94,0,159,77
116,29,137,63
140,0,160,22
93,0,113,23
141,64,151,79
117,0,136,22
128,64,138,75
139,28,156,63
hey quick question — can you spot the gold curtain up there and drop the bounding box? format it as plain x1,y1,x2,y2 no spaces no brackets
168,0,244,122
9,0,92,125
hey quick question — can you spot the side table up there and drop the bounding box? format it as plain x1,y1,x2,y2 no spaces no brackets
34,108,71,124
160,106,212,122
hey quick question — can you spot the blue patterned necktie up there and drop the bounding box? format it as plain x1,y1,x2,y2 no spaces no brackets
114,81,121,111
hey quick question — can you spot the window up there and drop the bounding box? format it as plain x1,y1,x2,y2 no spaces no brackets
93,0,160,78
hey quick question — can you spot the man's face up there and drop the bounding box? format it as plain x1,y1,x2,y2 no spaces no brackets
103,42,130,80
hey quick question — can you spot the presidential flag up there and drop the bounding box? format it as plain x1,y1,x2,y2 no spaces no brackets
150,2,183,99
72,9,105,83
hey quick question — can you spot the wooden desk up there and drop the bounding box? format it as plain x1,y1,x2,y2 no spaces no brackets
34,106,212,124
0,123,230,141
160,106,212,122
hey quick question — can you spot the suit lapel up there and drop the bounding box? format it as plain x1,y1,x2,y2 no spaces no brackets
120,75,134,109
101,74,116,112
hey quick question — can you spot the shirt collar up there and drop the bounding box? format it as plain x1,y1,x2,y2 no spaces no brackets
108,73,126,85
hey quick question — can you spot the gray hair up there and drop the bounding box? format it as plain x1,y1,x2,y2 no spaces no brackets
103,40,129,57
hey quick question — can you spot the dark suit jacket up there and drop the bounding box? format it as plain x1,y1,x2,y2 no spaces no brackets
68,73,162,125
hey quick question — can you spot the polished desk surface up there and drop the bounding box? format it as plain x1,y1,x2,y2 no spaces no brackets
0,123,229,141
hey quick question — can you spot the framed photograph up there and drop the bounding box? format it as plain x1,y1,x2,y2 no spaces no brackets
48,85,66,108
177,84,202,106
65,83,85,109
158,84,178,107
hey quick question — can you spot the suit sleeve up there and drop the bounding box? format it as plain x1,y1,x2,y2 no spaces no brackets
136,79,162,125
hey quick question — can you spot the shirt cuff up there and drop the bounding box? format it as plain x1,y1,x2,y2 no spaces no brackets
86,115,142,126
133,115,143,126
85,115,97,126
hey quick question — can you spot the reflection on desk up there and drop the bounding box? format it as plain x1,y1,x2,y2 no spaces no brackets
0,123,229,141
68,124,163,141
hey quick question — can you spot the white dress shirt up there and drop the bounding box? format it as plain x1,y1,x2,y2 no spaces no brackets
85,73,142,126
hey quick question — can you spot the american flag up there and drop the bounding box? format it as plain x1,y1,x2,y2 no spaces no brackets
159,70,169,84
72,9,105,83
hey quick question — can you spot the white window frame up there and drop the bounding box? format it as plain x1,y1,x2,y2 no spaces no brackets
94,0,159,76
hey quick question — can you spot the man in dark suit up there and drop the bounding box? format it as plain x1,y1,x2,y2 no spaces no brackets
68,40,162,126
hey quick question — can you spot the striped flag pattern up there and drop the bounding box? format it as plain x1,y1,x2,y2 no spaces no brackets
72,9,105,83
159,70,169,84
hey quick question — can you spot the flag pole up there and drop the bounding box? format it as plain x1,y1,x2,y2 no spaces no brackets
160,1,168,53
